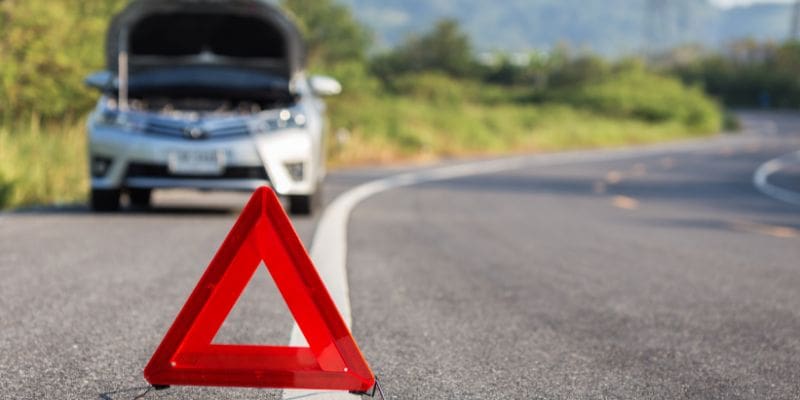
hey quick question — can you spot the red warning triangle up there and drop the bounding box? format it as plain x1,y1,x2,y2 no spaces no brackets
144,187,375,392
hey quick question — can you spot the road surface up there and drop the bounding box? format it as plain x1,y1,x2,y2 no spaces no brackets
1,111,799,399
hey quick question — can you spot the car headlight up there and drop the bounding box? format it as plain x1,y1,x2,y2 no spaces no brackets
257,109,307,133
95,110,147,132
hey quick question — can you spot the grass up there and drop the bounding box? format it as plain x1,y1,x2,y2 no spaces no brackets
0,116,88,209
326,73,721,166
327,99,714,167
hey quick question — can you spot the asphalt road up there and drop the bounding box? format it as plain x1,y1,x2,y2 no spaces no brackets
1,111,799,399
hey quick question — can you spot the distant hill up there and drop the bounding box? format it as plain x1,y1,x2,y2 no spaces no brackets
336,0,794,55
719,3,794,42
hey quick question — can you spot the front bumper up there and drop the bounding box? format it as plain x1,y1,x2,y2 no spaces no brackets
89,122,317,195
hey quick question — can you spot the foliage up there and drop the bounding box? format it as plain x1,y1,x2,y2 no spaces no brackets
0,118,88,209
326,74,717,166
0,0,126,121
280,0,371,68
669,40,800,108
543,69,721,132
547,55,613,88
370,19,477,81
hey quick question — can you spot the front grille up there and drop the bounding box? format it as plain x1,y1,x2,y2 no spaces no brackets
126,162,269,180
144,119,251,140
144,120,184,137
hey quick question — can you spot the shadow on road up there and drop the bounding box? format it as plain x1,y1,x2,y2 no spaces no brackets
98,385,153,400
11,204,239,216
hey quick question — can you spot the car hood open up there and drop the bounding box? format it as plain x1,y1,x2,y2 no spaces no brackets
106,0,305,95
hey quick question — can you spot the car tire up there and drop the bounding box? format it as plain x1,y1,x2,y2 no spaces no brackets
90,189,121,212
288,184,322,216
128,189,152,208
289,194,313,215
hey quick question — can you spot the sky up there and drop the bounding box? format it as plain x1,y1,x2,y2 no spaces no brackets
710,0,794,8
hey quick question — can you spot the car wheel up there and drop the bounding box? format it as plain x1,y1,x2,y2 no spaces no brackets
128,189,152,208
289,194,313,215
90,189,121,212
288,184,322,216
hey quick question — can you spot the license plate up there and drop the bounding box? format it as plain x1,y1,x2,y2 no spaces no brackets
168,149,225,175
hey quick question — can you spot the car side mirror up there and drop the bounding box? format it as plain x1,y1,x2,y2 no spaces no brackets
85,70,114,91
309,75,342,97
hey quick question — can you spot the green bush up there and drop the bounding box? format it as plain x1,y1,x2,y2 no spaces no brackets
0,118,88,209
0,0,126,121
670,40,800,108
370,19,478,80
321,61,382,98
389,73,472,106
544,70,722,132
281,0,371,67
0,170,14,209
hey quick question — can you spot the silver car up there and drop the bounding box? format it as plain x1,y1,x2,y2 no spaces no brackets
85,0,340,214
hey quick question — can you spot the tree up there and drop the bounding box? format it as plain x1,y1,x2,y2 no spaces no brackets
371,19,476,80
281,0,371,68
0,0,127,121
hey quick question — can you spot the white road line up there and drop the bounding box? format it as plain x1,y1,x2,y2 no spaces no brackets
753,150,800,206
282,135,757,400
